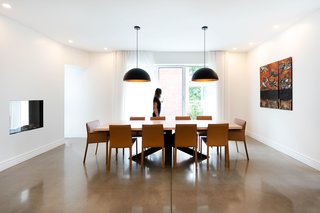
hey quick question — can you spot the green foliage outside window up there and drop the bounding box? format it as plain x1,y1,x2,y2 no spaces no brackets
188,66,198,76
189,103,203,120
189,87,201,101
188,66,203,119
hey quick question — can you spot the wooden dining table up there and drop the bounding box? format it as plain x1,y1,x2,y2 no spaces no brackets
95,120,241,165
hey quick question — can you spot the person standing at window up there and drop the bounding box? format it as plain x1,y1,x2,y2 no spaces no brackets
152,88,162,117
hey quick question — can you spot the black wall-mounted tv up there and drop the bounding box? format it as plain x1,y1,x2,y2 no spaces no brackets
9,100,44,135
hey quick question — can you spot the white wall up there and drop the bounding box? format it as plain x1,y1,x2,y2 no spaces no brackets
224,52,248,121
0,15,88,171
154,52,203,65
244,10,320,170
64,53,115,137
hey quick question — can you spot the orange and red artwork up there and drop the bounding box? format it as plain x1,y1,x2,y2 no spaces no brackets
260,57,292,110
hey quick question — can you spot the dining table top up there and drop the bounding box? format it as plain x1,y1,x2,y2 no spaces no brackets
94,119,242,132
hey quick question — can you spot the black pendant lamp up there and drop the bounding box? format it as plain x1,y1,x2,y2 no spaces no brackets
192,26,219,82
123,26,151,82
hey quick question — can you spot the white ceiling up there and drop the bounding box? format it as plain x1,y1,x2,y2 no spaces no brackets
1,0,319,52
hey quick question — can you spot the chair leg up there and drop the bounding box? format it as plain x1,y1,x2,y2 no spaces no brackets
200,138,203,156
194,146,198,169
244,140,249,160
174,147,177,168
108,147,112,171
207,146,209,169
141,147,144,167
83,144,89,164
95,143,99,155
225,144,230,168
198,135,201,153
162,147,165,168
235,141,239,152
129,147,132,170
105,142,108,165
136,139,138,155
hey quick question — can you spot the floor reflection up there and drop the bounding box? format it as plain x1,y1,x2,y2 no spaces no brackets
0,137,320,213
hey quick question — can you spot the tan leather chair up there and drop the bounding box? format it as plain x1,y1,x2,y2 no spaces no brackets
130,117,145,154
141,124,165,168
196,116,212,155
108,125,133,171
203,123,229,168
130,117,145,121
228,118,249,160
84,120,109,164
150,116,166,120
174,124,198,168
175,116,191,120
196,116,212,120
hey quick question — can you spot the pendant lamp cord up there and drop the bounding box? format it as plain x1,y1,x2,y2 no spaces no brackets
203,26,206,68
136,27,139,68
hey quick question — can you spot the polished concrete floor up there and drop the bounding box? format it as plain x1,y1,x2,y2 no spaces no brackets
1,137,320,213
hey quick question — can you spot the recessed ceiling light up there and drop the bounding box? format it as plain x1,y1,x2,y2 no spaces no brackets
273,25,280,29
68,40,73,43
2,3,12,9
104,47,108,51
232,47,237,51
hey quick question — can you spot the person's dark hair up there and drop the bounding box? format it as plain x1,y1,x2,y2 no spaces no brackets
155,88,162,98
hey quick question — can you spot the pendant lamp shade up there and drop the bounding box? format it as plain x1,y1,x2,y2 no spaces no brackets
123,26,151,82
192,67,218,82
192,26,219,82
123,68,151,82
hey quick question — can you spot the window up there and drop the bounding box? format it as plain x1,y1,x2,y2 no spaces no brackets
158,66,217,120
158,67,183,118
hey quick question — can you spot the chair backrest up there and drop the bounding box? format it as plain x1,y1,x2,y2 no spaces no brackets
130,116,145,121
109,125,132,148
234,118,246,131
196,116,212,120
175,124,197,147
150,116,166,120
86,120,108,143
228,118,246,141
206,123,229,146
86,120,101,134
142,124,164,147
175,116,191,120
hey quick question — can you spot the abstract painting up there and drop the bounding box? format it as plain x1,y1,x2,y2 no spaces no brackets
260,57,292,110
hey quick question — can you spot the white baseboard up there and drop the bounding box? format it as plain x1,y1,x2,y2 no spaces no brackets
0,138,65,172
247,130,320,171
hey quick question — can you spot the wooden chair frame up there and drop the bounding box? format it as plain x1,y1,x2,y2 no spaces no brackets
150,116,166,120
175,116,191,120
174,124,198,168
141,124,165,168
228,118,249,160
108,125,133,171
84,120,109,164
203,123,230,168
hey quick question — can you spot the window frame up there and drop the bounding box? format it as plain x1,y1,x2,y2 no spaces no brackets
156,64,202,116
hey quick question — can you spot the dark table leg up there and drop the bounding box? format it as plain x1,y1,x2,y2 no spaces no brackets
133,147,161,159
164,130,173,166
177,147,207,159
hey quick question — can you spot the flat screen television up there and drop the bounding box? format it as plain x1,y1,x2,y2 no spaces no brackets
9,100,44,135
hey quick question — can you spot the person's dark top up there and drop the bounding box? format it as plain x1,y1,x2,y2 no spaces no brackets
153,96,161,117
